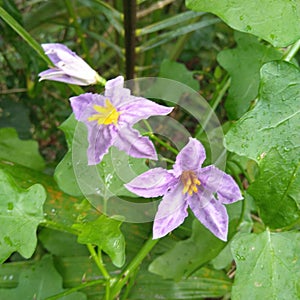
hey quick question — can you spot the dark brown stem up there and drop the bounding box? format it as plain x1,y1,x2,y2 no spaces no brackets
123,0,136,79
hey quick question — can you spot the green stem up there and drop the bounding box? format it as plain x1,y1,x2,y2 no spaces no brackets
195,76,231,137
64,0,91,64
109,237,159,299
283,39,300,62
39,219,78,235
45,279,105,300
142,120,179,154
87,244,111,281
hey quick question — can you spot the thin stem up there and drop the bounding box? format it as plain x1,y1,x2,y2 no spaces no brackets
64,0,91,64
283,39,300,62
195,76,231,137
142,120,179,154
87,244,111,281
146,133,179,155
109,237,159,299
45,279,105,300
123,0,136,79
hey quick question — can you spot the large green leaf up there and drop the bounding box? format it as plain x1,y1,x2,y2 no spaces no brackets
217,32,282,119
159,59,199,90
128,266,232,299
231,230,300,299
73,215,125,267
247,148,300,229
149,220,226,280
0,169,46,263
0,160,99,231
0,128,45,171
0,255,86,299
186,0,300,47
225,61,300,161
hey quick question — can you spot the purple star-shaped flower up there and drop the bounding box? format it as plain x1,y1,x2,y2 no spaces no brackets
125,138,243,241
70,76,173,165
39,43,103,85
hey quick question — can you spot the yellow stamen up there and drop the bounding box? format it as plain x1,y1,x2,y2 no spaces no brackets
88,99,120,125
180,170,201,196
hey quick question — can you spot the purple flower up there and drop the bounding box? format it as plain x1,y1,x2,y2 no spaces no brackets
125,138,243,241
39,43,104,86
70,76,173,164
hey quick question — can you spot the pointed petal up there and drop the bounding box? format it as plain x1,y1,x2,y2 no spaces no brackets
104,76,131,106
41,43,74,65
70,93,106,121
125,168,177,198
188,193,228,241
199,165,243,204
86,124,118,165
114,126,157,160
173,138,206,176
153,182,188,239
118,98,173,125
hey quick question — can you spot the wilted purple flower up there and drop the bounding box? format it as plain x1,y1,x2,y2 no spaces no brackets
125,138,243,241
70,76,173,164
39,43,104,86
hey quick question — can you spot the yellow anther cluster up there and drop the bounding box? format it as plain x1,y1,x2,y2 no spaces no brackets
180,170,201,196
88,99,120,125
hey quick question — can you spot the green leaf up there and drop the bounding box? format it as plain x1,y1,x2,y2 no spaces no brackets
73,215,125,267
159,59,199,90
137,11,205,36
0,160,98,230
39,228,89,257
128,266,232,299
149,220,226,280
0,6,50,64
0,128,45,171
231,230,300,299
0,169,46,263
139,18,220,52
0,255,86,299
225,61,300,161
217,32,282,119
0,98,31,139
186,0,300,47
247,148,300,229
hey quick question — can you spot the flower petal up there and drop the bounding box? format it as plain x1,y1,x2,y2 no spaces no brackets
38,69,90,85
173,137,206,176
86,124,118,165
114,126,158,160
153,182,188,239
199,165,243,204
125,168,177,198
118,98,173,125
104,76,131,106
41,43,98,85
70,93,106,121
188,193,228,241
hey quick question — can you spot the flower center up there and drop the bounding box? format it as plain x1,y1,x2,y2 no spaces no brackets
88,99,120,125
180,170,201,196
